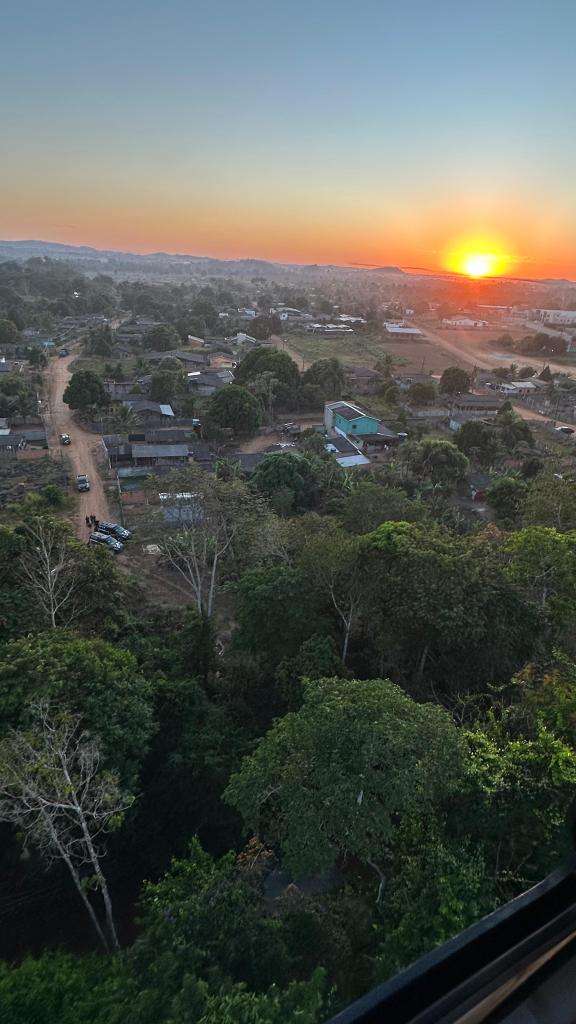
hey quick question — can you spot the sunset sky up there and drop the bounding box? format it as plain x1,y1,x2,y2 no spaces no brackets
2,0,575,278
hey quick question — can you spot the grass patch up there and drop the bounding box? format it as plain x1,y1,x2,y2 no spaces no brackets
0,455,70,513
286,331,408,368
70,355,144,377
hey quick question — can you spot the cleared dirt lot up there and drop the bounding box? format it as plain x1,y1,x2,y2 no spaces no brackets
416,324,576,378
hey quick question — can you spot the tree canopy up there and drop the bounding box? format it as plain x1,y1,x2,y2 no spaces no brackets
226,678,464,882
142,324,180,351
206,384,262,435
63,370,108,413
439,366,471,394
0,631,153,784
403,437,469,490
236,347,300,389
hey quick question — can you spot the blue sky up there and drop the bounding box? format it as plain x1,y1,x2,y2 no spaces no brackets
1,0,575,272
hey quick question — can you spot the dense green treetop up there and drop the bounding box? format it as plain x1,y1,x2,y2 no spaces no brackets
523,474,576,532
63,369,108,412
226,677,464,880
142,324,180,351
402,437,469,490
455,420,499,465
439,366,471,394
486,476,528,528
250,452,322,513
235,347,300,388
301,358,345,399
206,384,262,435
0,318,19,345
0,631,153,784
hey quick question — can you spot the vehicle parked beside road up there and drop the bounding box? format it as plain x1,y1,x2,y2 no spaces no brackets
98,522,132,542
88,532,124,553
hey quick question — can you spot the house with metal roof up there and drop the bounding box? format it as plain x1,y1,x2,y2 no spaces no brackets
131,443,189,466
122,399,175,422
146,349,212,367
324,401,381,438
186,368,234,395
450,393,504,418
343,364,384,394
324,434,370,468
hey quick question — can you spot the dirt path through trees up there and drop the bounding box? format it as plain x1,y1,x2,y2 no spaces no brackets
44,355,110,539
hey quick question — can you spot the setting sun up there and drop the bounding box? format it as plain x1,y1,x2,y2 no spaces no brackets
443,237,513,279
461,252,499,278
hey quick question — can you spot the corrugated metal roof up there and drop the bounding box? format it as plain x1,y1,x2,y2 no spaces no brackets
330,402,369,421
132,443,188,458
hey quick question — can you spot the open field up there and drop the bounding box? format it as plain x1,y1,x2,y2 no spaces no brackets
0,454,69,509
70,354,144,376
277,330,460,375
415,323,576,377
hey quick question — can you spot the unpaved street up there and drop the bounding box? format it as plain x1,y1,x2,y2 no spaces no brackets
44,354,110,538
416,322,573,379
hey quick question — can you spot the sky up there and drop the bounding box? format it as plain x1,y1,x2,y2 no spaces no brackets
1,0,575,277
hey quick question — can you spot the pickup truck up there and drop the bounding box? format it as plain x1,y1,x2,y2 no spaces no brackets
76,474,90,492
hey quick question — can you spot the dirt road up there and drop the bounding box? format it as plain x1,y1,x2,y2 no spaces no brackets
268,334,311,369
44,354,110,538
416,323,573,379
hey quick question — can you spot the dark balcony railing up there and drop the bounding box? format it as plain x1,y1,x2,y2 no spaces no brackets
327,854,576,1024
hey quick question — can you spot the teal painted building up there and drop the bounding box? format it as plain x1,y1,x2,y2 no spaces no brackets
324,401,380,438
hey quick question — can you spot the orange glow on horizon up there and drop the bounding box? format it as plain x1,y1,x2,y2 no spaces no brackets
443,236,513,279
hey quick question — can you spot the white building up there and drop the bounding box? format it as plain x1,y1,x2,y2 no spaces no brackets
531,309,576,326
442,317,489,329
383,323,424,338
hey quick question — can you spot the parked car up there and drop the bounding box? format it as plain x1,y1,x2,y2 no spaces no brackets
76,474,90,492
58,348,69,357
555,425,575,435
98,521,132,542
88,532,124,553
60,433,71,445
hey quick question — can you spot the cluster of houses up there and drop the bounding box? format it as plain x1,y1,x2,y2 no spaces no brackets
102,349,235,411
218,304,368,334
0,416,47,456
0,357,23,377
102,428,265,496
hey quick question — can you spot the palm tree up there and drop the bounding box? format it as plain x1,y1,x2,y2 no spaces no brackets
109,403,138,431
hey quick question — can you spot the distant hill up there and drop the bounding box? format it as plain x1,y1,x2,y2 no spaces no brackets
0,240,404,276
0,240,573,287
367,266,405,274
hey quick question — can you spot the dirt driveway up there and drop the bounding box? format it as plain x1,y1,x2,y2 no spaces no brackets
268,334,311,369
44,354,110,539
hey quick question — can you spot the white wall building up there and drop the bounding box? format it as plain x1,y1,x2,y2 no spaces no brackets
442,317,490,329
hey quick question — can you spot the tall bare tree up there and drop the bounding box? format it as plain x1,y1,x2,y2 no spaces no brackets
301,531,364,664
156,470,278,619
19,518,80,629
0,702,131,952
